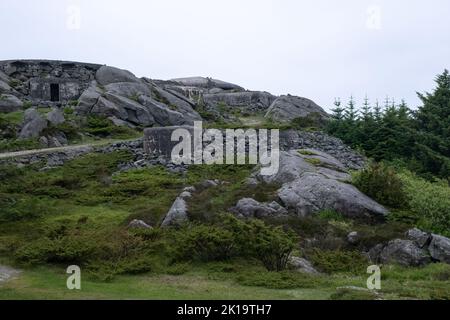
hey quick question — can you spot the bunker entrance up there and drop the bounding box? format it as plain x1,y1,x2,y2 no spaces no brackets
50,83,60,102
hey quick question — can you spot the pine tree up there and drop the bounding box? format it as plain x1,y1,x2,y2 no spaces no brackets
331,98,344,120
373,100,382,121
361,95,373,121
344,96,358,122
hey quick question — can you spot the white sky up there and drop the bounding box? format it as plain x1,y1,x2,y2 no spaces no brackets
1,0,449,111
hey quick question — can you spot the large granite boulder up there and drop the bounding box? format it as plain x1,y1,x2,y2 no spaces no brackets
265,95,329,123
378,239,432,266
0,94,23,113
18,108,47,139
103,93,155,126
369,229,450,267
75,81,103,115
96,65,141,86
278,172,388,221
252,150,388,221
0,71,12,93
429,234,450,263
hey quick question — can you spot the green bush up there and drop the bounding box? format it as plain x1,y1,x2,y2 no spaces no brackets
0,194,53,222
84,115,138,139
0,138,40,152
173,224,235,262
172,215,296,271
399,171,450,237
308,249,368,274
353,162,408,208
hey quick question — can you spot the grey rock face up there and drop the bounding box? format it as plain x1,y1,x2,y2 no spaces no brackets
47,108,65,126
161,187,194,227
429,234,450,263
279,130,366,170
0,94,23,112
406,228,431,248
0,71,12,93
203,91,276,113
265,95,329,123
104,93,155,126
75,81,103,115
19,108,47,139
288,256,319,274
171,77,244,91
253,150,387,221
278,172,388,221
231,198,288,219
379,239,432,267
96,65,141,86
128,219,152,229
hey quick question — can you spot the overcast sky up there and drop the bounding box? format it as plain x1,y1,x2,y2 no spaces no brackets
1,0,449,111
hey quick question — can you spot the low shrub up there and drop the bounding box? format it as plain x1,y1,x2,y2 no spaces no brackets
352,162,408,208
308,249,368,274
172,215,297,271
399,171,450,237
84,115,138,139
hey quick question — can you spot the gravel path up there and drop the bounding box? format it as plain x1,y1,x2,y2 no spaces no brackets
0,138,140,160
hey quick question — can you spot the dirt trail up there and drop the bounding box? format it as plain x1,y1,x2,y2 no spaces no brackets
0,138,140,160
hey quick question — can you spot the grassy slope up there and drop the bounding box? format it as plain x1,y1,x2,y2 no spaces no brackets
1,151,450,300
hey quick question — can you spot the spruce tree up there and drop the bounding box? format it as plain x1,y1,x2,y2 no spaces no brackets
361,95,373,121
344,96,358,122
331,98,344,120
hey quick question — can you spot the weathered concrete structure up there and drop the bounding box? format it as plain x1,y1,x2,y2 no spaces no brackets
0,60,101,106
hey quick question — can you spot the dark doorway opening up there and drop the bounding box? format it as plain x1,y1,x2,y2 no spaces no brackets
50,83,60,102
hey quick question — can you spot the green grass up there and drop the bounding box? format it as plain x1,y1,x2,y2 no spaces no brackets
0,111,24,125
1,261,449,300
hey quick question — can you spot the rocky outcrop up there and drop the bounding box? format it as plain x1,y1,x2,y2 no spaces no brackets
230,198,288,219
171,77,244,92
0,94,23,113
251,150,388,221
75,68,202,127
95,66,141,86
429,234,450,263
369,229,450,266
265,95,329,123
279,130,365,170
203,91,276,114
18,108,47,139
378,239,432,267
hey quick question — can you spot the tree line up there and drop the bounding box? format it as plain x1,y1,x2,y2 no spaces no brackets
326,70,450,180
